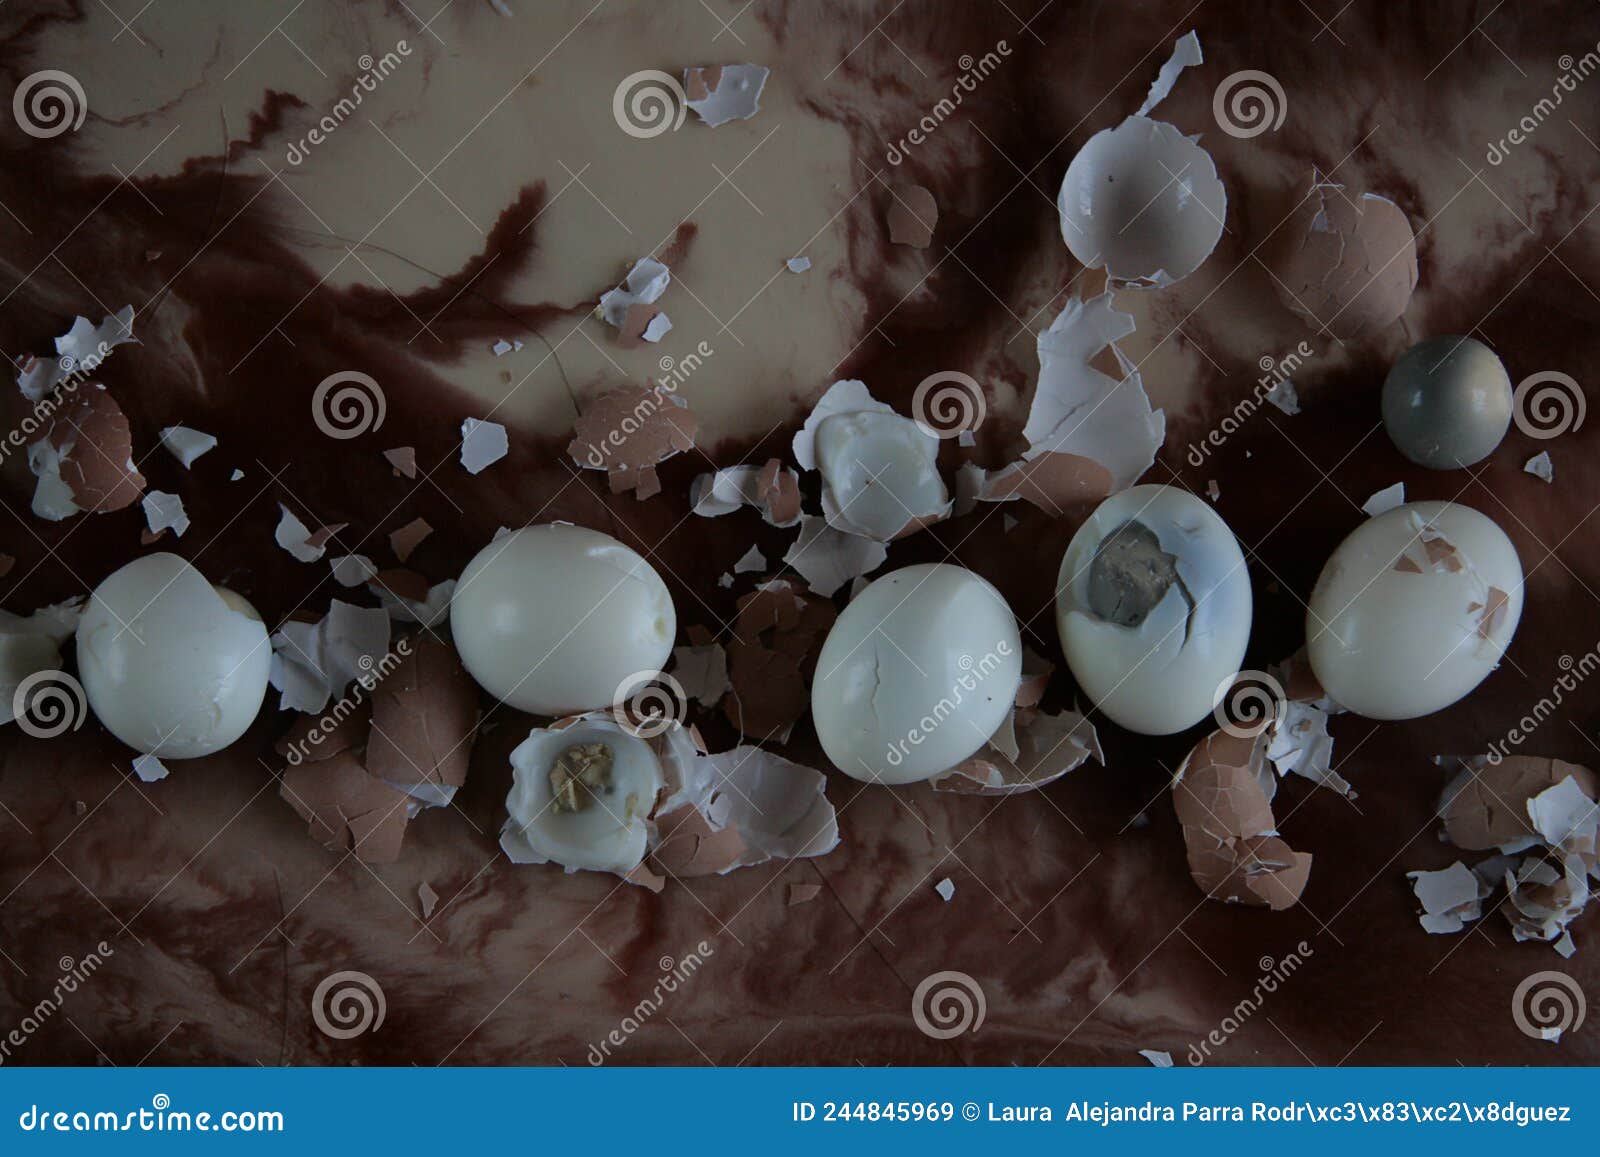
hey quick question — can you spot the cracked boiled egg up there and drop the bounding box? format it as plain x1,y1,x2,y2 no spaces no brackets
451,524,675,716
1307,501,1522,720
811,563,1022,785
1056,485,1252,735
501,713,666,875
77,553,271,758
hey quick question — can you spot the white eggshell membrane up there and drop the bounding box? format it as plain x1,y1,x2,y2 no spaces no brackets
815,410,950,540
1056,485,1252,735
1057,116,1226,287
812,563,1022,785
77,553,271,758
1307,501,1523,721
501,716,664,873
451,524,675,716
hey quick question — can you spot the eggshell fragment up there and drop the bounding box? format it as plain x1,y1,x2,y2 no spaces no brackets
722,578,835,741
1171,728,1311,909
1306,501,1522,720
886,185,937,248
781,516,887,596
569,384,698,500
16,305,136,402
280,751,413,863
26,384,146,521
1266,172,1418,340
932,704,1102,795
683,64,769,127
364,636,480,807
1057,484,1252,735
812,563,1023,784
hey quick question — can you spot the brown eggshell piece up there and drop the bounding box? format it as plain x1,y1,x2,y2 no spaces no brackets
41,384,146,512
279,751,413,864
364,636,480,793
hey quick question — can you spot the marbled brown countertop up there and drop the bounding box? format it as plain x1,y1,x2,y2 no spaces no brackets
2,0,1599,1065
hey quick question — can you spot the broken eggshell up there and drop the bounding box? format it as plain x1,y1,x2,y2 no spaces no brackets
26,384,146,521
1056,484,1252,735
1306,501,1522,720
451,524,676,716
811,563,1022,785
792,379,951,540
76,553,271,759
1265,172,1418,341
1172,727,1312,910
1057,85,1224,287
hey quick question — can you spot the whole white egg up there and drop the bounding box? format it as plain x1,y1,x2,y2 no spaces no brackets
450,524,675,716
77,553,271,758
811,563,1022,785
1056,484,1252,735
1307,500,1522,720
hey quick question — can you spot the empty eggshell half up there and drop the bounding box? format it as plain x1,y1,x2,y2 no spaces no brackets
77,553,271,758
451,524,676,716
811,563,1022,785
1307,501,1523,721
1056,484,1252,735
1057,117,1226,288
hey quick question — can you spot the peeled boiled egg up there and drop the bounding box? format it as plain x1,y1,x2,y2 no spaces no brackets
451,524,675,715
811,563,1021,785
1307,501,1522,720
1056,484,1252,735
1381,336,1512,470
77,553,271,758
